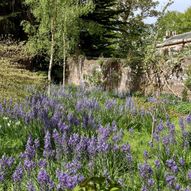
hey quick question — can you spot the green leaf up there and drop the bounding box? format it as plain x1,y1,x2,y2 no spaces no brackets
110,187,121,191
73,185,83,191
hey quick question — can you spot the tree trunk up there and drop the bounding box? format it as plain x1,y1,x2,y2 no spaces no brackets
48,18,55,95
63,32,66,87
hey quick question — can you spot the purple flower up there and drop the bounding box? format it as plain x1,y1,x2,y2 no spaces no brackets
56,170,84,190
166,159,178,173
139,163,153,180
113,144,120,151
58,121,69,132
147,97,157,103
24,136,36,160
38,159,47,168
105,99,116,109
175,184,181,190
129,127,134,134
87,137,97,155
185,187,191,191
143,151,149,160
37,169,50,184
165,175,175,187
162,136,169,145
27,181,36,191
0,171,4,182
76,98,99,111
153,133,160,142
24,159,36,171
52,129,61,144
121,144,131,153
148,178,154,186
98,125,111,141
67,113,79,126
188,170,191,180
43,131,54,158
112,129,123,143
126,97,136,112
34,138,40,149
179,118,185,130
97,140,109,152
157,121,164,132
12,165,23,182
169,124,175,137
179,158,185,166
186,114,191,124
75,136,88,153
37,169,54,189
154,160,160,168
0,155,14,168
68,134,80,147
65,160,81,174
111,122,117,132
126,154,133,162
141,185,148,191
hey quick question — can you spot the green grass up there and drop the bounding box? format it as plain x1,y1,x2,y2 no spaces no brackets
0,42,46,155
0,43,46,101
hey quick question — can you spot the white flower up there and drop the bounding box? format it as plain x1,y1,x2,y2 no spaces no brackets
3,117,8,120
15,121,21,126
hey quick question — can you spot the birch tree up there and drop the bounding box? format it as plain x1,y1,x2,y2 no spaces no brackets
22,0,93,88
23,0,59,92
57,0,93,86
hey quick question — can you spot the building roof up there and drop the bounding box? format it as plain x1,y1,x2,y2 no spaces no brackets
157,31,191,48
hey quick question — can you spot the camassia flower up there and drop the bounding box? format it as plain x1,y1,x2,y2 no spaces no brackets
12,164,23,183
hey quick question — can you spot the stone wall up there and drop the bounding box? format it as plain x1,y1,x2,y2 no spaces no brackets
67,56,191,97
162,57,191,97
67,57,133,93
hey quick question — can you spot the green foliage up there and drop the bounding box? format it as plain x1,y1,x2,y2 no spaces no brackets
22,0,93,57
84,58,123,91
172,101,191,115
0,0,28,40
73,177,121,191
185,63,191,91
22,0,55,56
84,67,103,87
79,0,159,57
56,0,94,57
0,117,42,156
158,6,191,38
114,0,159,58
79,0,119,57
157,11,183,39
182,88,189,102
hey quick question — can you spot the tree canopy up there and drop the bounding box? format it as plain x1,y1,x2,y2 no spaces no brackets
158,7,191,39
79,0,159,58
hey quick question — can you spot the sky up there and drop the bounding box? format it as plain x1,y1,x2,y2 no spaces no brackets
146,0,191,23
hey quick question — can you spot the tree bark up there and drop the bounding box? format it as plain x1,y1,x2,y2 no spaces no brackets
62,13,67,87
63,32,66,87
48,18,55,95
